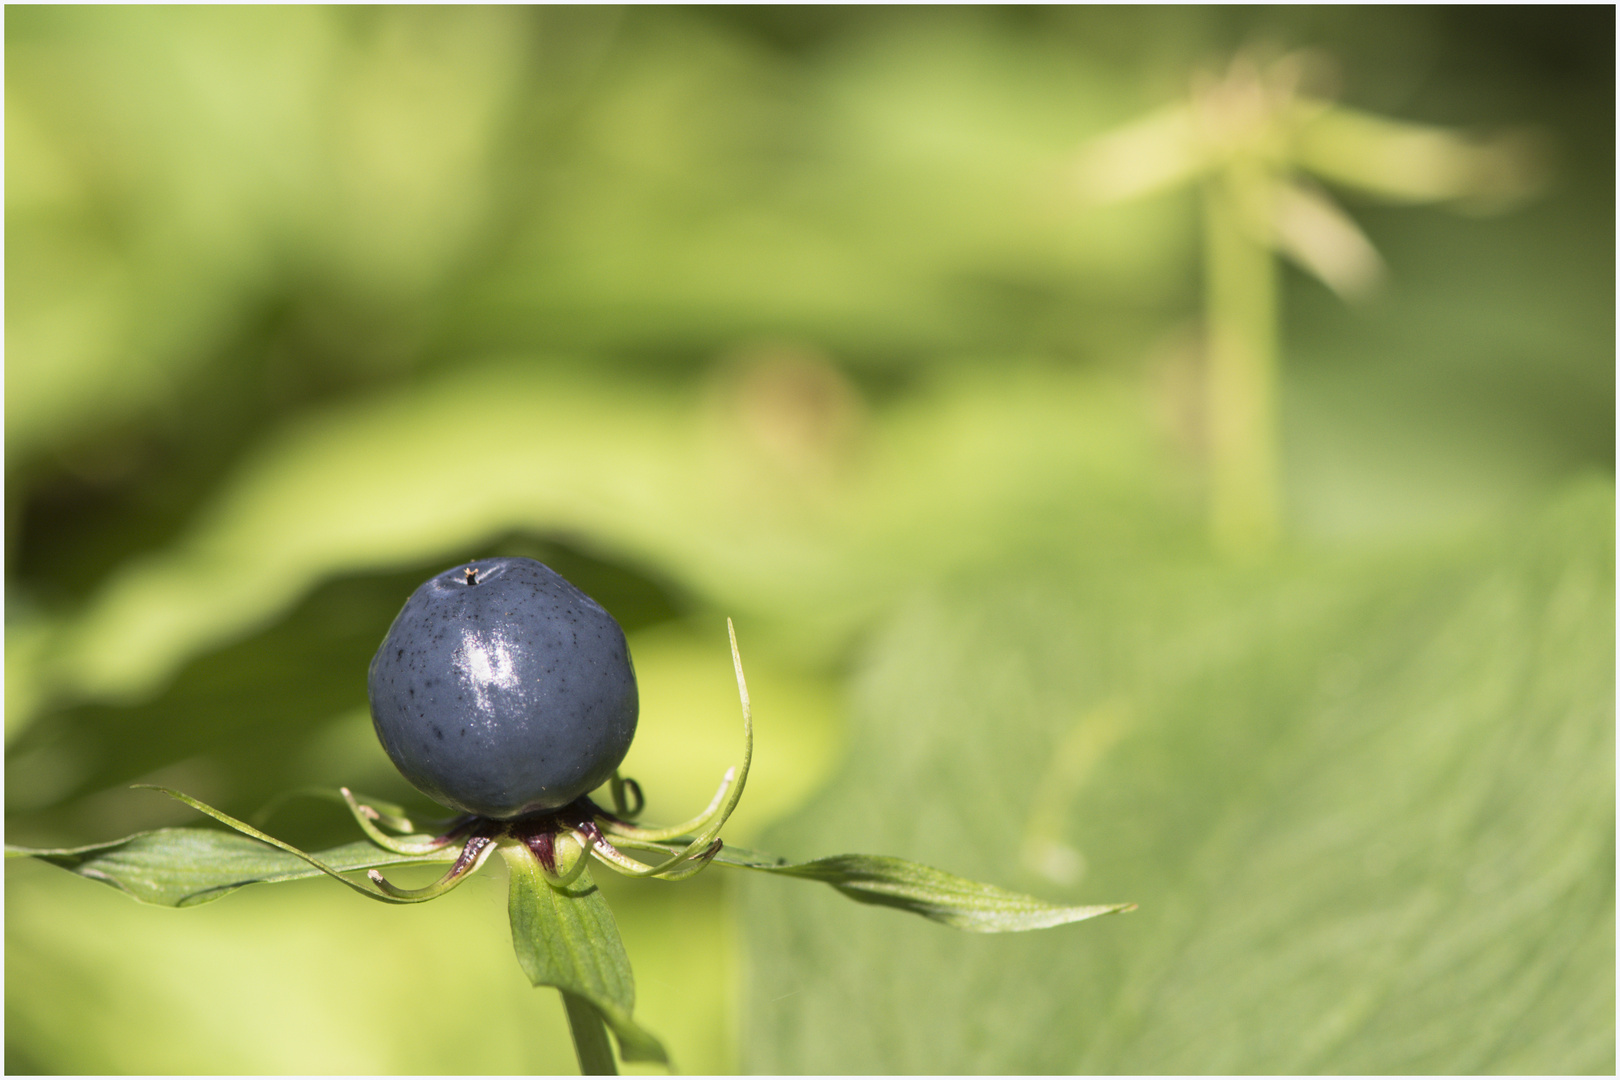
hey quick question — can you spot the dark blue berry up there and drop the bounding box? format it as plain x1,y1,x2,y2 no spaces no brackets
367,557,639,819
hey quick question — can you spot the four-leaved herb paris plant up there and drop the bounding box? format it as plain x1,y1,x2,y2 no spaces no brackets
8,558,1133,1075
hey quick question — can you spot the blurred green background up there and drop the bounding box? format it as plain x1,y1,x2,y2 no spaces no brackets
5,6,1613,1074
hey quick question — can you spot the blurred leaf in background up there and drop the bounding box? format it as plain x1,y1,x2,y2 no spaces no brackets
743,483,1613,1073
6,5,1612,1074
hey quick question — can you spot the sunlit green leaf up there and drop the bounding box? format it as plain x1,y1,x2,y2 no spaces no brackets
742,482,1614,1073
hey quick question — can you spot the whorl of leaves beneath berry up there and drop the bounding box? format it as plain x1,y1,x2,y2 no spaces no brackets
7,826,1134,932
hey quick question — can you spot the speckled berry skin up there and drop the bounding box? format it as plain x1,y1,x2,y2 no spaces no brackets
367,557,639,819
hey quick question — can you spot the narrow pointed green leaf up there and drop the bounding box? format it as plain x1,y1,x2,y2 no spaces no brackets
135,784,433,903
1072,102,1206,204
1292,101,1546,209
752,853,1134,932
501,845,669,1066
6,828,454,908
1268,180,1384,301
627,839,1132,932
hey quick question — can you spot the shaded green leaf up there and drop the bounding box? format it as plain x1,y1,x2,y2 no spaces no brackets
502,845,669,1066
6,828,452,909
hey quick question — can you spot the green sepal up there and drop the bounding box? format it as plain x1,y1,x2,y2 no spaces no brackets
6,827,455,908
629,840,1136,933
593,618,754,878
501,843,670,1066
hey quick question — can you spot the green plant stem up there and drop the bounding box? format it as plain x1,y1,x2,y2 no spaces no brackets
1202,166,1281,558
562,991,618,1075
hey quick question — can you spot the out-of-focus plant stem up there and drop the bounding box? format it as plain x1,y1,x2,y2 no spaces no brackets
1073,48,1546,562
1203,165,1280,559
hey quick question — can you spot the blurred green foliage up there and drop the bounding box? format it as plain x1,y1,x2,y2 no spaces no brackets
6,6,1612,1074
746,483,1613,1072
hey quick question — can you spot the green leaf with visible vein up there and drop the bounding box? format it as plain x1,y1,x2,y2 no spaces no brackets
741,481,1615,1074
5,828,452,908
501,844,669,1066
635,840,1132,932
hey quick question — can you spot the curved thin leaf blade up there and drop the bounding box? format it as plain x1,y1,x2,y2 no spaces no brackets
759,853,1134,932
6,828,453,908
502,845,669,1065
631,840,1132,932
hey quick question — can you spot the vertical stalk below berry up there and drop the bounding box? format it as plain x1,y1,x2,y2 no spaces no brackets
562,991,617,1075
